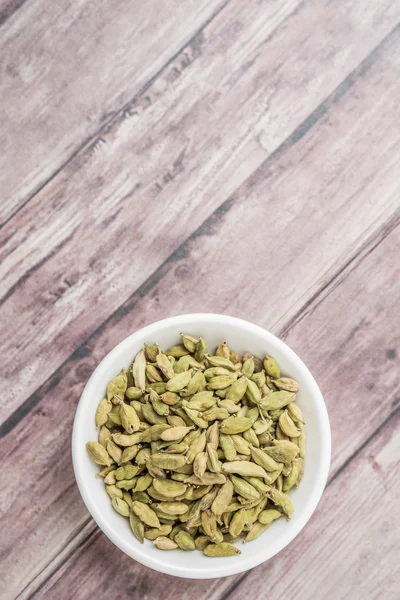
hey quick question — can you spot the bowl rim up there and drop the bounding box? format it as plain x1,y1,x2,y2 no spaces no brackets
72,313,331,578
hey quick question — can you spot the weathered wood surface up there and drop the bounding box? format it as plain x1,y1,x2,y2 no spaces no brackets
1,0,399,598
13,173,400,599
0,0,229,224
1,0,400,426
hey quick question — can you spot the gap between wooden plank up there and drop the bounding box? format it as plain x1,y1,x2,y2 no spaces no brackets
0,0,27,27
18,215,400,600
280,209,400,337
327,405,400,486
0,0,230,229
22,521,95,600
1,19,399,439
22,519,96,600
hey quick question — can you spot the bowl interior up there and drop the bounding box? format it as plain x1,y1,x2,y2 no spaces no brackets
72,314,330,578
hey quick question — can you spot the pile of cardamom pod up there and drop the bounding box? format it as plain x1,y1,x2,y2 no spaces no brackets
86,334,305,557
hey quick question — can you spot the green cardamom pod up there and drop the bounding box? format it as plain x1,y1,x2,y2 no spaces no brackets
263,356,281,378
203,542,240,557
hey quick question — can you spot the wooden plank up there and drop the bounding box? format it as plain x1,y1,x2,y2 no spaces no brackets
0,0,229,223
20,222,400,600
4,99,400,597
2,0,400,426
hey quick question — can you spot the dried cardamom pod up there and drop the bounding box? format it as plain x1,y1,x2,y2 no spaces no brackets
194,337,208,362
111,497,130,517
95,398,112,428
131,351,146,391
166,370,193,392
174,530,195,550
220,417,253,435
193,452,208,478
180,333,198,353
263,356,280,378
119,402,141,433
216,341,230,359
132,501,160,528
165,344,190,358
203,542,240,557
153,536,178,550
86,441,111,466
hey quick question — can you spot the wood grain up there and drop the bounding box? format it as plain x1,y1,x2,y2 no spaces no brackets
14,174,400,600
0,0,229,223
2,0,400,426
2,1,400,598
4,127,400,598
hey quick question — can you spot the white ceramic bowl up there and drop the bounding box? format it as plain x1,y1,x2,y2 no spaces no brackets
72,313,331,578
